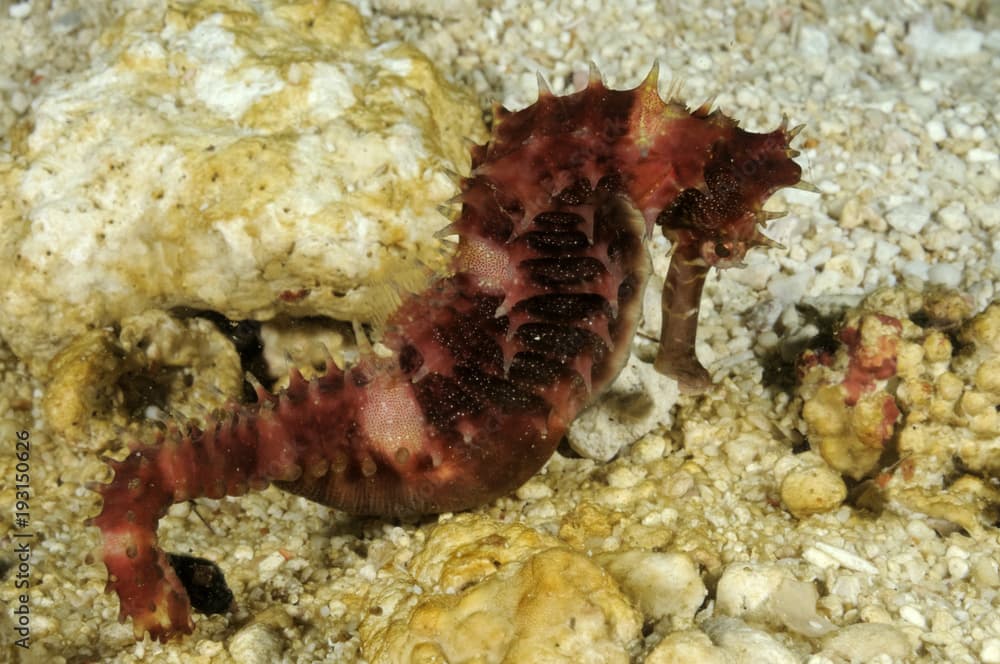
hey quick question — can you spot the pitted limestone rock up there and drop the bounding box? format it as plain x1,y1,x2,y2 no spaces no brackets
0,0,485,376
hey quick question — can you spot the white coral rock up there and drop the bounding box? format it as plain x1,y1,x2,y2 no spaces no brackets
0,0,485,375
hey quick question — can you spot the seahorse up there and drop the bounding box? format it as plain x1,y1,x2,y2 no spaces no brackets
89,65,802,640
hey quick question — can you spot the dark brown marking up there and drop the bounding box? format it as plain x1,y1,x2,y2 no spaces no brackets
515,292,609,324
452,364,548,414
520,256,606,287
532,210,586,229
514,322,604,359
524,230,590,253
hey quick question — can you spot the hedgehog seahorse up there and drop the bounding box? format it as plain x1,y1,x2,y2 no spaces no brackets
91,66,802,640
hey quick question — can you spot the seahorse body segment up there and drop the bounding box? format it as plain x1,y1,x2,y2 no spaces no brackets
91,67,801,640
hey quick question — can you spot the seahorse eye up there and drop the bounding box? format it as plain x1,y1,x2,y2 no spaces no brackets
714,242,731,258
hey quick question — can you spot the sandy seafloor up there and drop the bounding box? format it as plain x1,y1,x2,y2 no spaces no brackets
1,0,1000,662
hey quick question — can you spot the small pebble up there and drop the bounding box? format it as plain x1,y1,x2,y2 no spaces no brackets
928,263,962,288
8,2,31,19
972,557,1000,588
968,148,998,162
767,270,813,302
872,32,896,58
905,20,984,59
899,605,927,630
873,240,901,265
899,260,930,283
821,623,911,661
233,544,255,562
716,562,834,637
860,606,893,624
936,201,969,230
780,465,847,518
804,542,879,575
597,551,706,624
10,90,31,114
229,622,288,664
886,202,931,234
257,551,287,580
931,609,956,633
798,25,830,64
925,118,947,142
981,637,1000,664
905,519,937,541
972,203,1000,228
645,630,728,664
829,575,862,605
947,556,970,580
702,617,798,664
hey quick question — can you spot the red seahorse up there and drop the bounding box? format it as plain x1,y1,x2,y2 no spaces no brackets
90,66,801,640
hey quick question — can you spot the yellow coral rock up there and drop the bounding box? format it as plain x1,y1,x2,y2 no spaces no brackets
801,289,1000,532
802,384,883,479
780,465,847,518
360,515,642,664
